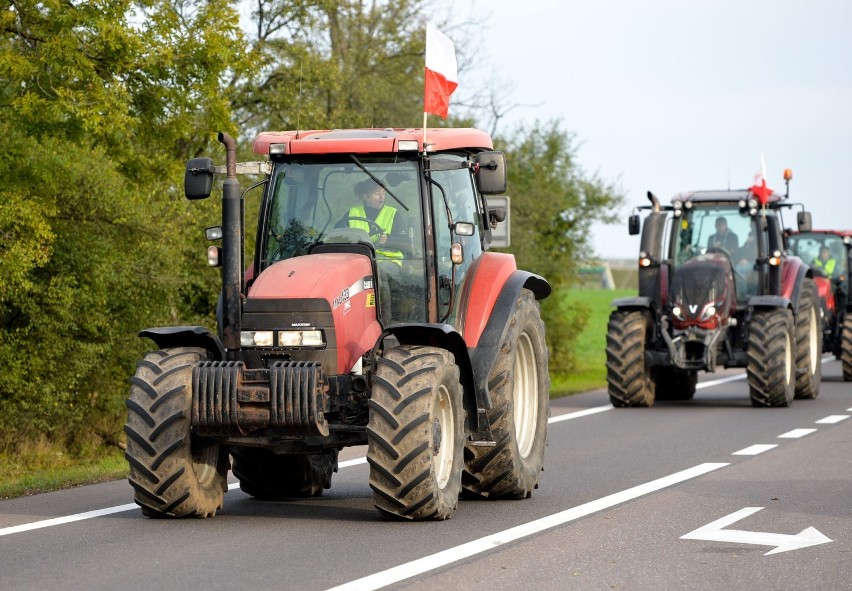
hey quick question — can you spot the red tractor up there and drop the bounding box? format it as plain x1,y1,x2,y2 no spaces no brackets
607,185,821,407
124,128,551,520
787,229,852,380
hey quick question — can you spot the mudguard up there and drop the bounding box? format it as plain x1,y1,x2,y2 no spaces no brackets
139,326,225,359
461,252,550,347
467,270,550,420
611,296,653,311
780,259,811,314
747,295,792,310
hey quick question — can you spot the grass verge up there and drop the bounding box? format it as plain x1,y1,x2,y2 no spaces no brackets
0,449,128,499
550,288,632,396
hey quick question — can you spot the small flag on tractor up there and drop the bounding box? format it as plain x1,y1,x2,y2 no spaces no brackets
424,23,458,119
749,154,773,205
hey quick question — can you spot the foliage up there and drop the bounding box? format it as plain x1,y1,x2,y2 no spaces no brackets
495,121,624,373
0,0,246,455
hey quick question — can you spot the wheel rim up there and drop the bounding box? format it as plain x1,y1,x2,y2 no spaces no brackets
808,307,818,373
784,330,793,386
432,384,454,489
192,440,220,488
513,332,539,458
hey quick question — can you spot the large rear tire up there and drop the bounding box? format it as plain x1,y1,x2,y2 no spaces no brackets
125,348,229,518
231,448,338,499
747,309,795,407
367,346,464,520
654,367,697,401
462,289,549,500
842,313,852,382
606,309,655,407
794,277,822,399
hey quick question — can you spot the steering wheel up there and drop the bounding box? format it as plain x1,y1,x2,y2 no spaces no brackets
343,216,384,237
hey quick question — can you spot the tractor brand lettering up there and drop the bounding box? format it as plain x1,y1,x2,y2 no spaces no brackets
332,288,350,309
291,322,310,327
363,277,373,290
689,304,698,314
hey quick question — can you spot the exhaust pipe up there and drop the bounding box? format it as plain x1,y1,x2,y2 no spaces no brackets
218,132,243,354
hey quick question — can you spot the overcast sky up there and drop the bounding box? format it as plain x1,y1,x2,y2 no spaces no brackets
457,0,852,259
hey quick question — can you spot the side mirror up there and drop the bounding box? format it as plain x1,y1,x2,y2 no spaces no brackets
185,157,214,200
629,213,641,235
474,151,507,195
797,211,812,233
485,195,510,248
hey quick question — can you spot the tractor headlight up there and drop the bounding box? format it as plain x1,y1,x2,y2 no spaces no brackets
701,304,717,320
278,330,324,347
241,330,274,347
672,305,685,320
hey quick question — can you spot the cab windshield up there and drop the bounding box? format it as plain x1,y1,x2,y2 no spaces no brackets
260,156,427,322
671,206,762,301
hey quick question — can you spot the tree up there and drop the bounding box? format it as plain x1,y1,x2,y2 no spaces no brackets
0,0,248,455
495,120,623,373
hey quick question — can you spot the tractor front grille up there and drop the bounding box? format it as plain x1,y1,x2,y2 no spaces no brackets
191,360,329,436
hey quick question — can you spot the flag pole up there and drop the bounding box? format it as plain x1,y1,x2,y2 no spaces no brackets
422,112,427,152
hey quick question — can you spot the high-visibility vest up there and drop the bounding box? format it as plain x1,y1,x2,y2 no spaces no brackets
348,205,403,263
814,256,836,275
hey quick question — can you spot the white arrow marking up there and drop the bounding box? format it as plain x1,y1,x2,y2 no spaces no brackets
681,507,832,555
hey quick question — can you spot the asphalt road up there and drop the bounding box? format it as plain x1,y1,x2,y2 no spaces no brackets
1,359,850,591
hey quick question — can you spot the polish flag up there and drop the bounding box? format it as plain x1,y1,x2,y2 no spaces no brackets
749,154,773,205
424,23,458,119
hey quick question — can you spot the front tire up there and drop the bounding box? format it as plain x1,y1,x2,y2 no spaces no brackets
794,278,822,399
747,309,795,407
125,347,229,518
607,309,655,407
462,289,549,500
842,313,852,382
231,448,338,499
367,346,464,520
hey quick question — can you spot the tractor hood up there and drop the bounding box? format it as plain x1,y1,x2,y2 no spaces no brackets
245,252,382,375
669,253,734,329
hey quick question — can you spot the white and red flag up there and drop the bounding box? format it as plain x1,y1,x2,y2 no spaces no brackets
424,22,458,119
749,154,773,205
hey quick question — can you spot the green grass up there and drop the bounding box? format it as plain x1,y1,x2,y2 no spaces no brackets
550,288,633,396
0,449,128,499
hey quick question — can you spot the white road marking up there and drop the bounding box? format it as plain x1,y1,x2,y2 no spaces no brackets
681,506,832,555
815,415,849,424
0,504,137,537
778,428,818,438
323,463,729,591
695,373,746,389
732,444,778,456
549,405,612,422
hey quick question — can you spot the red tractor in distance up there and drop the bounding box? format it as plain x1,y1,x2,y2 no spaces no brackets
607,184,821,408
787,229,852,380
124,128,551,521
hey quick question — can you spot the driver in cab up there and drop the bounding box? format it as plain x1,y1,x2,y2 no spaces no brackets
707,216,739,253
341,179,404,264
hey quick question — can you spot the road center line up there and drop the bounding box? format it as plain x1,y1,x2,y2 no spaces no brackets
815,415,849,424
323,462,729,591
732,444,778,456
778,428,817,439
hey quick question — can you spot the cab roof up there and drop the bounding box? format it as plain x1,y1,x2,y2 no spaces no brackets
252,128,494,156
671,189,784,205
